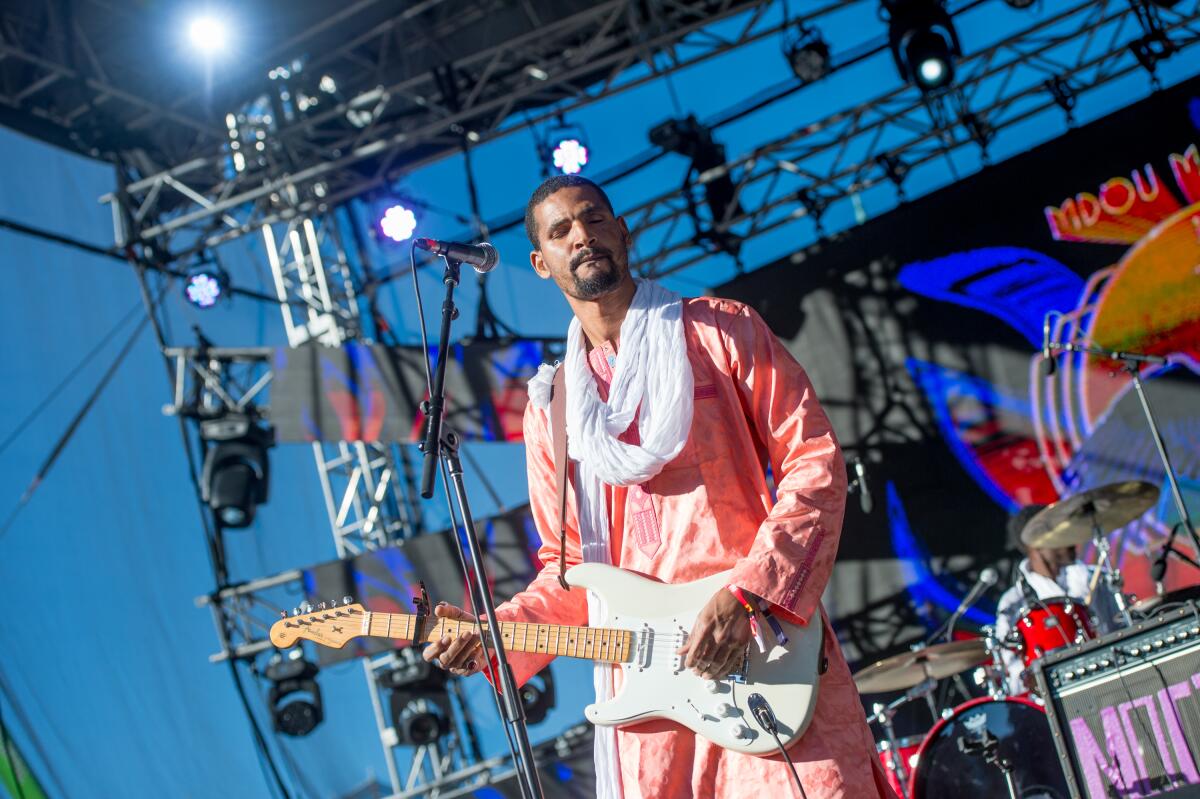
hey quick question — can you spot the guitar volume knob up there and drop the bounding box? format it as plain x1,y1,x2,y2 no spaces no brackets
716,702,738,717
706,681,722,694
731,723,755,740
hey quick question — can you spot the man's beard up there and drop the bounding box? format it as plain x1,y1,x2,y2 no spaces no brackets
568,248,625,300
572,262,622,299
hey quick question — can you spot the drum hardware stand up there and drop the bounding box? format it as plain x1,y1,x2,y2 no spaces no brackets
978,627,1008,699
1042,328,1200,603
416,253,544,799
1084,506,1134,627
957,730,1019,799
868,677,935,799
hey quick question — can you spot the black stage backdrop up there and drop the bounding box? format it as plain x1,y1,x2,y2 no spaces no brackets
717,76,1200,673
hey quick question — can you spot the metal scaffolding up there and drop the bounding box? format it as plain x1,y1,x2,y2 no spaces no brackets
75,0,832,260
614,0,1200,279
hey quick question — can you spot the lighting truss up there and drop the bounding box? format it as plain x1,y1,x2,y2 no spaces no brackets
161,345,274,420
94,0,864,260
623,0,1200,280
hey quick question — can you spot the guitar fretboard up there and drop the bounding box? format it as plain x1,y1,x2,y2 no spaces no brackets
366,613,634,663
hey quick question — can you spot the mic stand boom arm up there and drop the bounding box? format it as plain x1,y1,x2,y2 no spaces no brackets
418,255,544,799
1045,338,1200,583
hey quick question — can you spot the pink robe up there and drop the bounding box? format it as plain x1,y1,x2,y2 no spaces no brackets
495,296,896,798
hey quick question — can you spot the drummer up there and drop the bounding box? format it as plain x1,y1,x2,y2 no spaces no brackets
992,504,1119,694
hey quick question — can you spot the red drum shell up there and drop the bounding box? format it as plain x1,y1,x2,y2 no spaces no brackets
875,735,924,799
1014,598,1095,666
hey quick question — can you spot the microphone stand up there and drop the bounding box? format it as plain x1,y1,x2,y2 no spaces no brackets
1044,337,1200,589
418,255,544,799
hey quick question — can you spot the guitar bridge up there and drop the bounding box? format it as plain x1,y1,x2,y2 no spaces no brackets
728,646,751,684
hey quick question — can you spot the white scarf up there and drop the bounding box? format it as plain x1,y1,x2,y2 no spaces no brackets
528,279,694,799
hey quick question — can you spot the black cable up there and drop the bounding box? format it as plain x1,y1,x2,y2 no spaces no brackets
0,692,27,799
0,215,280,304
0,298,144,459
121,245,292,799
748,694,808,799
409,241,523,765
0,289,158,541
0,669,68,799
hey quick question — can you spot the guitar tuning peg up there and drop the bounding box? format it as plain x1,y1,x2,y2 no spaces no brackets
292,607,300,616
279,610,287,619
318,601,327,610
342,596,353,605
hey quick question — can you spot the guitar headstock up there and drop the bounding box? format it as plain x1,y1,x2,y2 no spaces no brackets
270,600,369,649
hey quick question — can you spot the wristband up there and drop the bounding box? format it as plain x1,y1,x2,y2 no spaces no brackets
728,585,766,653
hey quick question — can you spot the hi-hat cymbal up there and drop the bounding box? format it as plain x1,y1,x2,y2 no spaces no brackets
1021,481,1160,549
1129,584,1200,616
852,639,989,694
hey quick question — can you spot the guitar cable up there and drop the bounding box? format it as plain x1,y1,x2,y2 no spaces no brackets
748,693,809,799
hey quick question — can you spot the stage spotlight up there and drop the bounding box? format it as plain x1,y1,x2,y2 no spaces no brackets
187,14,228,54
552,138,589,175
183,264,229,309
380,204,417,243
649,115,742,227
886,0,962,93
381,649,453,746
519,667,557,725
1046,77,1077,123
783,25,832,83
266,650,323,737
1130,29,1177,76
392,698,450,745
200,414,273,529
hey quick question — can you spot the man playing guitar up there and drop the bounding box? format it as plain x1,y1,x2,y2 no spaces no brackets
422,175,895,798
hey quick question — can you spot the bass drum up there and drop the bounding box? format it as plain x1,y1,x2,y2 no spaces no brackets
910,697,1070,799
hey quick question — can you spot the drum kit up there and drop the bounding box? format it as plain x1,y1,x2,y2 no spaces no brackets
853,479,1198,799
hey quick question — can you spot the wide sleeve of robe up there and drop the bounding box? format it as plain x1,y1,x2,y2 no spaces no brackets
720,302,848,627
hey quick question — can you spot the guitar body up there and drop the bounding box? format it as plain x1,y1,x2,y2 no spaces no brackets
568,563,822,756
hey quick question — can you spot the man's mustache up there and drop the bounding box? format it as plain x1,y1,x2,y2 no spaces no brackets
571,248,613,269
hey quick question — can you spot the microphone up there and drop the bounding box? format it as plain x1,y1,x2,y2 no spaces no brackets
1150,547,1169,585
852,457,872,514
1018,571,1039,606
954,567,999,616
415,238,499,274
1042,313,1057,376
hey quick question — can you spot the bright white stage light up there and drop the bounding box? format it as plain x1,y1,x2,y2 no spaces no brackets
918,57,946,86
380,205,417,243
188,15,228,54
552,139,589,175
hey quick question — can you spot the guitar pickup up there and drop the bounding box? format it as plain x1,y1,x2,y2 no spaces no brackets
636,625,653,669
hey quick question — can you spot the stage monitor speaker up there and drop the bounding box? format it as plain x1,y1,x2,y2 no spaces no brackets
1033,602,1200,799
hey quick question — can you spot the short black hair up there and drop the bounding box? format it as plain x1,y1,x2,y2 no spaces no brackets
524,175,615,248
1006,504,1048,553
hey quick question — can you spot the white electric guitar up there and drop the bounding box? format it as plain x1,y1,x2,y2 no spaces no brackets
270,563,822,755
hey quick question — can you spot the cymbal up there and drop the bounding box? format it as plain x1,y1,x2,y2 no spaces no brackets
1129,584,1200,615
1021,481,1160,549
853,639,989,694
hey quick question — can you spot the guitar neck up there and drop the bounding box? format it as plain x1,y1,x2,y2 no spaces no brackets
365,612,634,664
